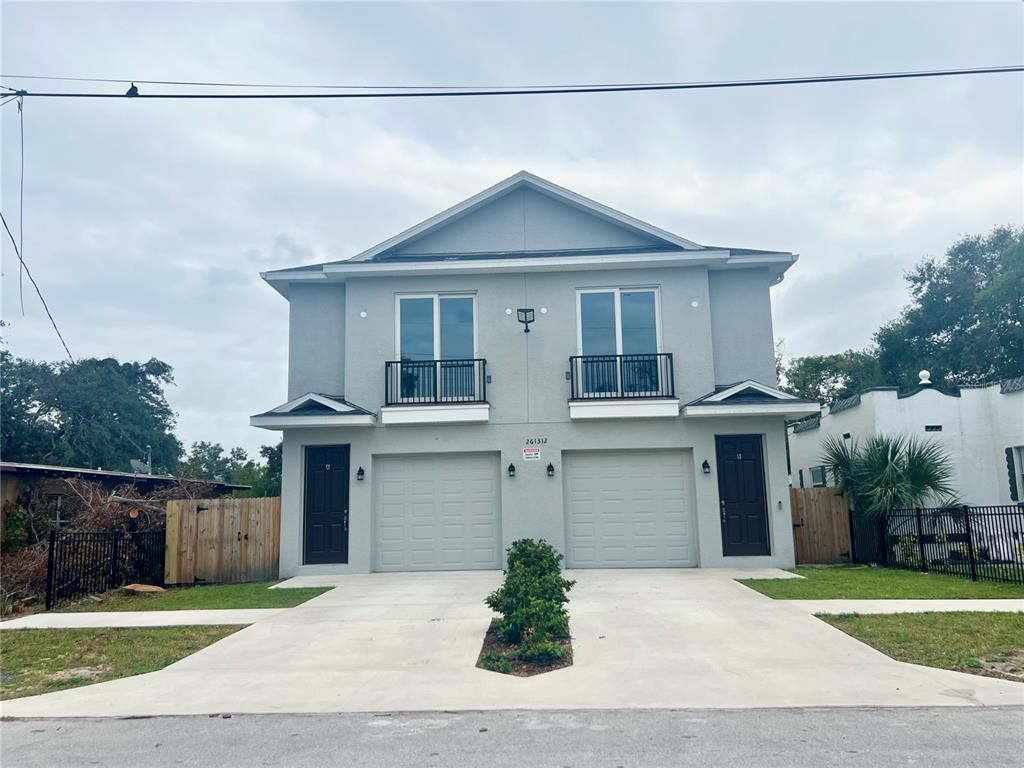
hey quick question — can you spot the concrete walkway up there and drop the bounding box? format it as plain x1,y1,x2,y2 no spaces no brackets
2,568,1021,718
781,599,1024,615
0,609,286,629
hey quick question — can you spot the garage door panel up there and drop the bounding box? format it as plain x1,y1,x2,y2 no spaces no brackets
374,454,501,572
565,450,696,569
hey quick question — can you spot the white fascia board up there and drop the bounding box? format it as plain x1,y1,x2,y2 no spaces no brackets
569,399,680,420
380,403,491,425
704,380,799,402
682,402,821,418
250,414,376,430
320,250,734,279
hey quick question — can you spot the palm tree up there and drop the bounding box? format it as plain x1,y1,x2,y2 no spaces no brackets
821,433,957,518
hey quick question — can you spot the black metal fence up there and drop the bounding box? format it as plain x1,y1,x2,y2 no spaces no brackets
384,358,487,405
860,505,1024,585
569,353,675,400
45,530,166,609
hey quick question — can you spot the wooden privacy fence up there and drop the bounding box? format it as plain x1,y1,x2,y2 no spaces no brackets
165,497,281,585
790,487,853,565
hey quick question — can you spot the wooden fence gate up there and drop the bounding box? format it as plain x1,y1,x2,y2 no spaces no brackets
790,487,853,565
165,497,281,584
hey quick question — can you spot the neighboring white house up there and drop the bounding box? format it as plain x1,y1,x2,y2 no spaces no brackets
787,372,1024,506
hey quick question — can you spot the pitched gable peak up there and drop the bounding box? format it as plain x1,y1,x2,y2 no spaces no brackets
351,171,702,262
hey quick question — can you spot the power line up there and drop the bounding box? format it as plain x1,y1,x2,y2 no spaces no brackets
0,210,74,362
0,74,690,90
1,65,1020,100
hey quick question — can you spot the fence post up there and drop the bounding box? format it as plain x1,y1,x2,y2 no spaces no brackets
847,508,857,564
962,505,978,582
914,507,928,573
110,534,121,590
44,529,57,611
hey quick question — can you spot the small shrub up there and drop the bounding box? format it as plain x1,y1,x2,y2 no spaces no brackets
485,539,574,645
480,651,512,674
516,637,566,664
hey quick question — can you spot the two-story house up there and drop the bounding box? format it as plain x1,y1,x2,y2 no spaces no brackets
252,172,819,576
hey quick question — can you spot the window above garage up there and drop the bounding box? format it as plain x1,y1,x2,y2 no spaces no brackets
568,287,679,419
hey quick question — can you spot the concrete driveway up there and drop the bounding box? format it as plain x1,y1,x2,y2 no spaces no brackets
2,569,1022,717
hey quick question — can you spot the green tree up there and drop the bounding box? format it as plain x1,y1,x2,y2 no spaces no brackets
782,349,884,403
821,434,957,518
0,352,181,472
178,440,282,496
875,226,1024,388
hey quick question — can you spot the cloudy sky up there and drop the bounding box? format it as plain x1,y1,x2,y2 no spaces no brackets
2,1,1021,458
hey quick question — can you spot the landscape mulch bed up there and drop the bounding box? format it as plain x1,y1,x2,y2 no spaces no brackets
476,619,573,677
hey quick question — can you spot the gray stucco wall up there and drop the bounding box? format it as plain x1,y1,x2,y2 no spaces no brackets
287,283,346,399
274,262,796,576
279,415,795,577
342,265,717,415
393,187,659,255
708,268,777,386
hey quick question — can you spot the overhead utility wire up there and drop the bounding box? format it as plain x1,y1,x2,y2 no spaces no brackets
2,65,1021,99
0,74,718,90
0,210,74,362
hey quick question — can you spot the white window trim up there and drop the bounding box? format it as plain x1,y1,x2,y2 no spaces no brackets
575,287,662,356
394,293,478,360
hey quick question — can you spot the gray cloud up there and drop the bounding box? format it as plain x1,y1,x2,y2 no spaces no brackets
1,2,1021,455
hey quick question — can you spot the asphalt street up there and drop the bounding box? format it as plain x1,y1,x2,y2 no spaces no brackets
3,706,1023,767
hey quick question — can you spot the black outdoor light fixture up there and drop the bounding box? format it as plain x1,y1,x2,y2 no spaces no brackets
546,463,555,477
701,460,711,475
516,308,535,333
356,467,365,481
507,463,516,478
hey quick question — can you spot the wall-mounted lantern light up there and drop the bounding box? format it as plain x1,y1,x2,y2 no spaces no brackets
356,467,365,481
516,308,535,333
546,463,555,478
701,460,711,475
507,463,516,478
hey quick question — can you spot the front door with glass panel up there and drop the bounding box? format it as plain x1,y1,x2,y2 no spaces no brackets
578,289,660,396
398,295,476,402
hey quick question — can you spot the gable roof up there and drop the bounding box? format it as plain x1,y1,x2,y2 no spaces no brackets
260,172,800,296
682,380,820,419
250,393,376,430
349,171,701,263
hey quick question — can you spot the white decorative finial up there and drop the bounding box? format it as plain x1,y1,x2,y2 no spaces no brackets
918,370,931,385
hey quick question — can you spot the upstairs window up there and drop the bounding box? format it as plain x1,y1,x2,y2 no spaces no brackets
810,466,826,487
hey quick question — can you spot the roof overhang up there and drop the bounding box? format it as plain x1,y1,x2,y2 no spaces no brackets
250,393,377,431
682,380,820,419
262,249,797,298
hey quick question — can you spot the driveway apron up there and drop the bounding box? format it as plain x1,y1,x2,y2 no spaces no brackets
3,569,1021,717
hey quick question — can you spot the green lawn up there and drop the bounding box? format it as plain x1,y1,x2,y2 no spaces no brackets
66,581,330,612
738,566,1024,599
821,612,1024,681
0,626,239,699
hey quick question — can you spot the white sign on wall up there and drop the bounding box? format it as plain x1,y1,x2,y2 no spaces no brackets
522,447,541,461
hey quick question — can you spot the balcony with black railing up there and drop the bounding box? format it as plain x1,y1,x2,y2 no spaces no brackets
569,353,675,401
567,353,678,419
384,358,487,407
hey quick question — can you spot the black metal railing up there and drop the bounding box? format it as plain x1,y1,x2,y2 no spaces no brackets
569,353,674,400
870,505,1024,585
45,530,166,609
385,358,487,405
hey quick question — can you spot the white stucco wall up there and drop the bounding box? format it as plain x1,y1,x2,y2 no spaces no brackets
788,384,1024,505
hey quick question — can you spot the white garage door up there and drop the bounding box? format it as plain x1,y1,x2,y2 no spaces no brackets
564,450,696,568
374,453,501,572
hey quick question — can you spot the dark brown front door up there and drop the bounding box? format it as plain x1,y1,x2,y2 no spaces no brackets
304,445,350,564
716,434,770,557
